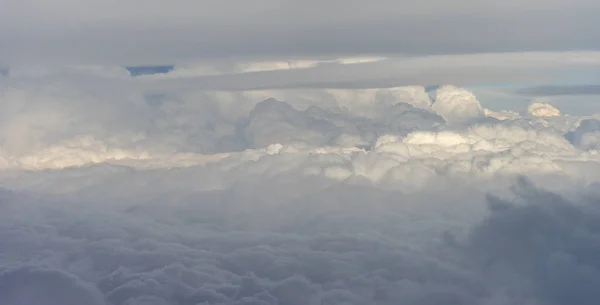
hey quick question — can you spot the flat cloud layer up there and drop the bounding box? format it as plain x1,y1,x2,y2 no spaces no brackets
3,70,600,304
2,0,600,65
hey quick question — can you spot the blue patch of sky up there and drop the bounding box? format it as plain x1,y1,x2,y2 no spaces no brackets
125,65,174,76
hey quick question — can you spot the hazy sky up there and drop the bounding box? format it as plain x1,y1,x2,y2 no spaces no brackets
2,0,600,65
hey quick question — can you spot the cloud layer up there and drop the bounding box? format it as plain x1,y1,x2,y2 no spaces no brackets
2,69,600,304
3,0,600,65
2,168,600,304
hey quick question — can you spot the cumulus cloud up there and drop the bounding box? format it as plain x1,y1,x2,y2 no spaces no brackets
3,66,600,305
431,85,485,124
566,119,600,150
0,78,449,168
467,177,600,305
528,101,562,117
1,78,597,184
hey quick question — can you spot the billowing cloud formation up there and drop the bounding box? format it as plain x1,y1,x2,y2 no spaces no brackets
1,168,600,304
528,101,561,117
468,177,600,305
2,71,600,305
0,79,596,184
567,119,600,150
432,85,485,124
0,79,446,168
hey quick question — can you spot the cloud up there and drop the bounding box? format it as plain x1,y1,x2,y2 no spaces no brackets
1,163,599,304
0,80,596,186
431,85,485,124
0,78,443,168
0,177,490,304
483,109,521,121
528,101,562,117
5,52,600,93
2,0,600,65
241,95,443,150
0,266,106,305
3,68,600,305
566,119,600,150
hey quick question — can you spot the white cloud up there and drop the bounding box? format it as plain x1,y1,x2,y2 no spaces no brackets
6,52,600,95
3,69,600,304
431,85,485,124
0,79,596,183
528,101,562,117
484,108,521,121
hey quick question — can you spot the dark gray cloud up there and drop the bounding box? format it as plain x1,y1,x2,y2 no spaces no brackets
0,176,489,305
2,168,600,305
467,177,600,305
566,119,600,149
0,266,106,305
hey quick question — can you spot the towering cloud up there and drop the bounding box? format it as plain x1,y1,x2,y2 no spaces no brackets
431,85,485,125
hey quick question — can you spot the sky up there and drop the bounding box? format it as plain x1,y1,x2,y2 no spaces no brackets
3,1,600,305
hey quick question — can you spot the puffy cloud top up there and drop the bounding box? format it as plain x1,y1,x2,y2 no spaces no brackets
528,101,561,117
431,85,485,125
